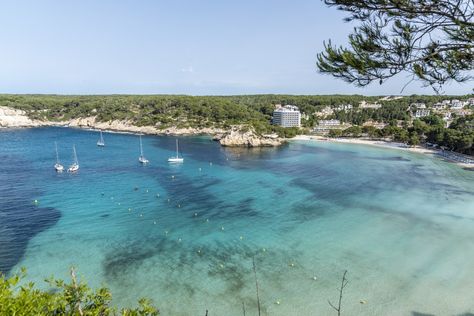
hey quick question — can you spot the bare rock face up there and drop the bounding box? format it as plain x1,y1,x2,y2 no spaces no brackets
0,106,38,127
219,126,284,147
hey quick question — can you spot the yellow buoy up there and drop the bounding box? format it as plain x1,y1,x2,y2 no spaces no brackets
289,263,295,267
33,199,38,204
360,300,367,304
275,300,281,305
312,276,317,281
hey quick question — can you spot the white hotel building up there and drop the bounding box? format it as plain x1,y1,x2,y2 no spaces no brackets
272,105,301,127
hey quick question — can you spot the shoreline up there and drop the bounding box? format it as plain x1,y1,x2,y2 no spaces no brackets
292,135,474,169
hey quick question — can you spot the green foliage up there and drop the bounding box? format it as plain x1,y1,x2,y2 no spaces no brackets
342,125,362,137
328,129,343,138
1,93,472,152
318,0,474,91
0,268,159,316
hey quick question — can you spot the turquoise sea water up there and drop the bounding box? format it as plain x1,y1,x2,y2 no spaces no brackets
1,127,474,315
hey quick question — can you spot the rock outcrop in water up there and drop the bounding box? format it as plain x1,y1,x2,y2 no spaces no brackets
218,126,283,147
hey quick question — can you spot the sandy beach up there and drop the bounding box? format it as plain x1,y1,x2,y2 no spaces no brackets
292,135,474,169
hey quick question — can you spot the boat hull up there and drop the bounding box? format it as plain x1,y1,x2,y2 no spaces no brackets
168,158,184,163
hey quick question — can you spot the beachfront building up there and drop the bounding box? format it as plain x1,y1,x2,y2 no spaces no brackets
450,100,464,109
335,104,353,111
432,102,446,111
411,102,426,109
415,109,431,118
318,119,341,127
272,105,301,127
313,119,347,134
359,101,382,109
314,106,334,117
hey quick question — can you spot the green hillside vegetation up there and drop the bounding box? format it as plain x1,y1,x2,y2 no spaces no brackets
1,94,472,154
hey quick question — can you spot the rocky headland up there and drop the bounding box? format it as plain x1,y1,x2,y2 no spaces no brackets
0,106,284,147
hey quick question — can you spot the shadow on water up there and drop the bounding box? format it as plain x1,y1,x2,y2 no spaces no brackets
102,236,303,313
0,153,61,275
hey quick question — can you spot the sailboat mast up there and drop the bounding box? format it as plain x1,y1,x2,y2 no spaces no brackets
73,145,78,164
140,136,144,156
176,139,179,158
55,142,59,163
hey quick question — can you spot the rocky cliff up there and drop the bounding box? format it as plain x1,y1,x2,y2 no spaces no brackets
218,126,284,147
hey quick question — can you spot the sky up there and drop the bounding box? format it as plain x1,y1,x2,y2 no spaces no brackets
0,0,472,96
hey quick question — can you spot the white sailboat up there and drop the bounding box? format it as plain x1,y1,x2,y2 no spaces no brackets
54,141,64,172
168,139,184,163
97,130,105,147
138,135,149,164
68,145,79,173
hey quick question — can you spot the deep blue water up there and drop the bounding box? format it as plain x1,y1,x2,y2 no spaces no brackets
1,127,474,316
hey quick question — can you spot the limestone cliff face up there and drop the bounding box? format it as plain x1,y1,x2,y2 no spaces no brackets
219,126,284,147
0,106,47,128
